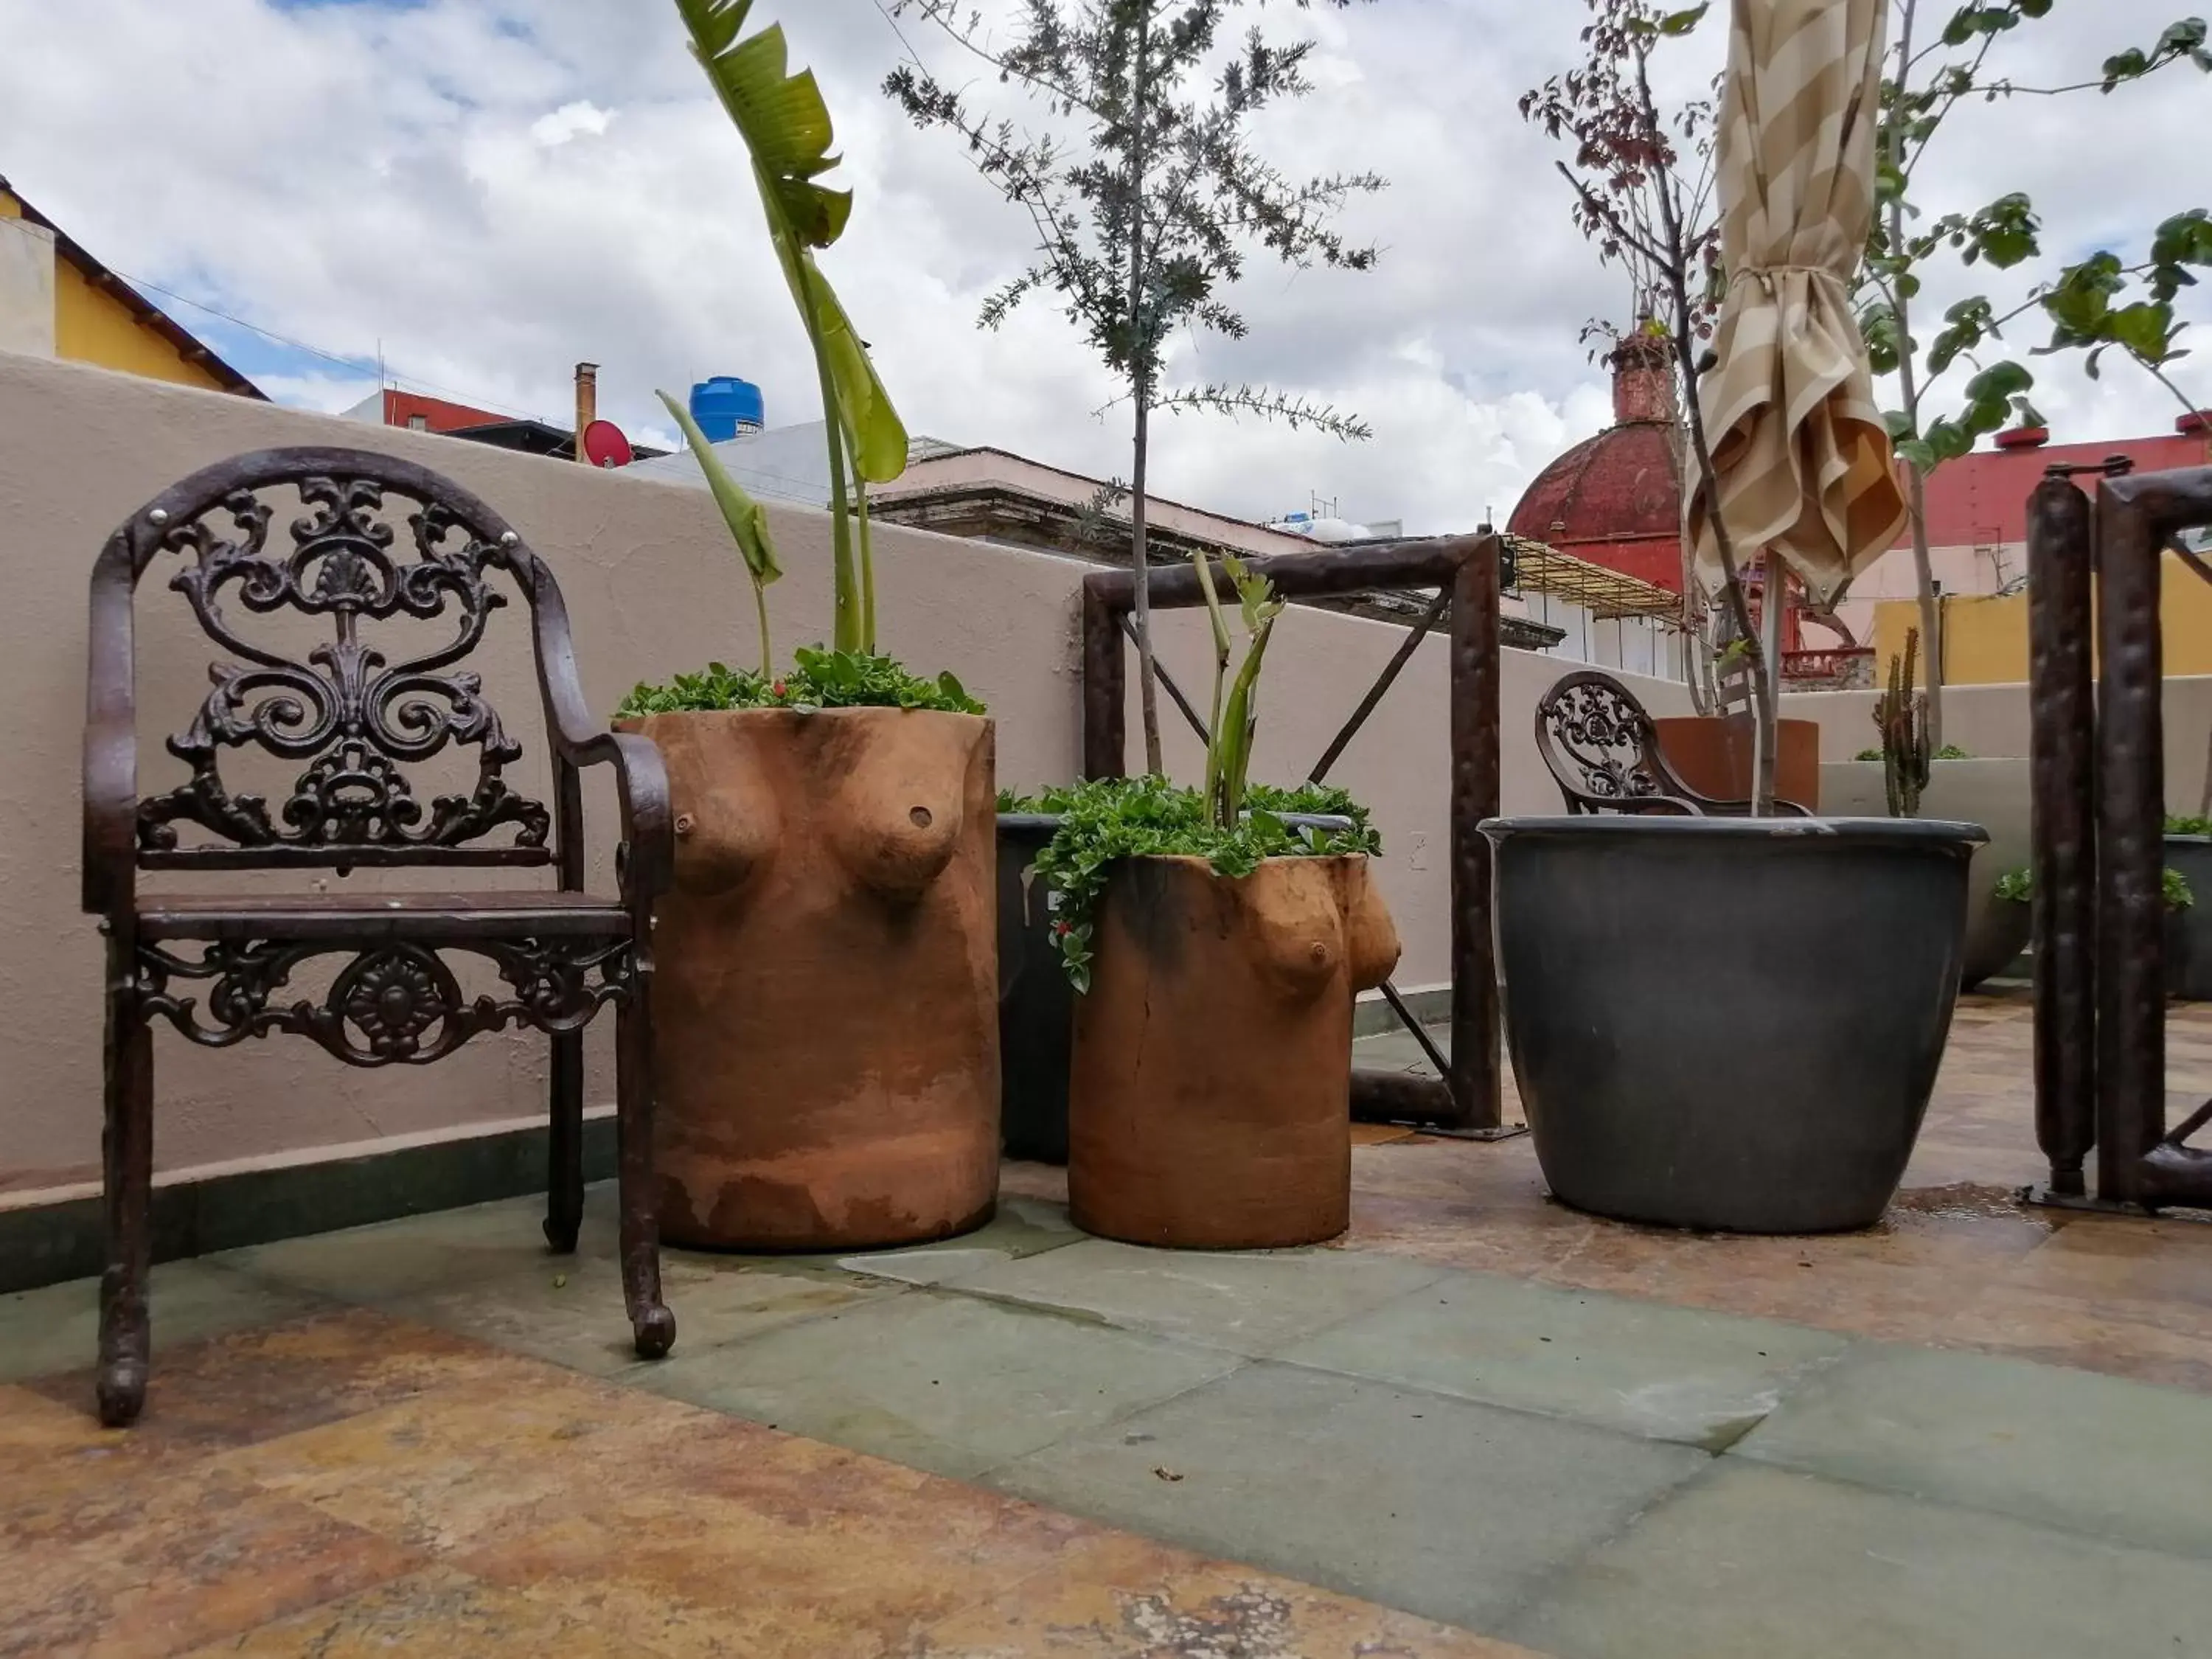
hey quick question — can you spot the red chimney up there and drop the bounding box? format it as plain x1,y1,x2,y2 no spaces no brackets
1609,333,1676,426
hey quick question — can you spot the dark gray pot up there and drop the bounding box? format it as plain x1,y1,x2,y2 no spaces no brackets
1482,815,1987,1234
2164,836,2212,1001
997,814,1073,1164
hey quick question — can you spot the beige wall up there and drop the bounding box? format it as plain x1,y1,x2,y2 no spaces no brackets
1783,676,2212,815
0,349,1686,1194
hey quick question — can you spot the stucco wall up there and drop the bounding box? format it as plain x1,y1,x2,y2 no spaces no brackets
1783,676,2212,816
0,349,1683,1194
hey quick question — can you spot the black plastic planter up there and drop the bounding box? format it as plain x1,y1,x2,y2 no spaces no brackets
1482,815,1986,1234
997,814,1073,1163
2164,836,2212,1001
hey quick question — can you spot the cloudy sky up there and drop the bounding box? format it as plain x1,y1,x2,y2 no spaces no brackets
1,0,2202,533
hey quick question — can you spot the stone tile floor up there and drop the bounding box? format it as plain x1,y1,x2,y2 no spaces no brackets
4,987,2211,1656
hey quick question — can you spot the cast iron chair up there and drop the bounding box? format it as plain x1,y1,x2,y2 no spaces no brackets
1535,669,1811,816
83,446,675,1426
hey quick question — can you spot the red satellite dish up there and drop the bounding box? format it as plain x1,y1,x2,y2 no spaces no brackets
582,419,634,469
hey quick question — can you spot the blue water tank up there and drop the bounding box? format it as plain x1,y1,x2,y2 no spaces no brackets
688,376,765,442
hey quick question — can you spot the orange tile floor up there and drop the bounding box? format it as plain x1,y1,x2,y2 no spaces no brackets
5,987,2211,1657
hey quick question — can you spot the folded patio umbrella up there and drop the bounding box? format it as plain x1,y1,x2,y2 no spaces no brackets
1686,0,1908,604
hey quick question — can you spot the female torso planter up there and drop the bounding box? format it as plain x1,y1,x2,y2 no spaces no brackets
1068,851,1398,1248
633,706,999,1249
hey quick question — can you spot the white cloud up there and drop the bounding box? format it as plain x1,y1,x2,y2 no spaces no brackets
0,0,2199,539
531,100,615,148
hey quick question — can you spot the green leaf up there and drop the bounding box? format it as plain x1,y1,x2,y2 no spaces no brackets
1657,4,1709,35
675,0,852,250
656,390,782,588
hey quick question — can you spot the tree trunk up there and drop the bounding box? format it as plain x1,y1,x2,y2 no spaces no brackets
1127,3,1164,776
1885,0,1943,751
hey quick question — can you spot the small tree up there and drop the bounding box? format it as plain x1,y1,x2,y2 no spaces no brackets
1522,1,1775,759
1856,2,2208,747
885,0,1384,775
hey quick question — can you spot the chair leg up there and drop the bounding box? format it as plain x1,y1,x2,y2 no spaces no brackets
544,1029,584,1253
616,974,674,1360
97,948,153,1429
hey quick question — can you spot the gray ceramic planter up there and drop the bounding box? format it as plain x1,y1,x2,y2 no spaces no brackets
1820,758,2030,989
1484,814,1986,1234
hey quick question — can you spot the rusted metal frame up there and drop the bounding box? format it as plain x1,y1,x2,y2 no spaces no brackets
2099,467,2212,1211
1377,979,1452,1074
1119,615,1211,745
1079,536,1504,1133
1308,587,1452,786
2025,476,2098,1199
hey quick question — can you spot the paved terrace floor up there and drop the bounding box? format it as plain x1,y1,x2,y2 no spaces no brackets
5,987,2212,1658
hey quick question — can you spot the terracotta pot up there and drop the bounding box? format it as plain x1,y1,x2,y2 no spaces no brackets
1653,714,1822,810
630,707,999,1250
1068,854,1400,1249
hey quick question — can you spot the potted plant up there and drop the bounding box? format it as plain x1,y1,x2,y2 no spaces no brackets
1822,630,2032,990
995,779,1375,1166
2166,818,2212,999
1033,557,1399,1248
1997,863,2202,998
614,0,999,1251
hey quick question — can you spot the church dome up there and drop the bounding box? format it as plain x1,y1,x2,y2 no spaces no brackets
1508,334,1686,594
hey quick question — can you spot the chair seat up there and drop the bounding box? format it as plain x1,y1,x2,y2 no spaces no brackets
136,890,631,942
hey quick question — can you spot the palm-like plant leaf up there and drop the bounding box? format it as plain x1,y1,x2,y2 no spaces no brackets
675,0,852,248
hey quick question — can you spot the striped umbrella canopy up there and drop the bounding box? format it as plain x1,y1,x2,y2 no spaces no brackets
1686,0,1907,605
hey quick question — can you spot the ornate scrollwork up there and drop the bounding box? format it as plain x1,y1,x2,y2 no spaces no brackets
135,935,631,1067
1542,678,1669,806
136,479,550,858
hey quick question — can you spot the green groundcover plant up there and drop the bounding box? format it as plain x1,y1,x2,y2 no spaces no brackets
1026,777,1380,992
618,648,981,719
1995,866,2193,908
2166,815,2212,838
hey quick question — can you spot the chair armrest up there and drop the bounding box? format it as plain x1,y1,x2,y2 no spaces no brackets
568,731,674,903
83,709,137,917
520,556,672,903
85,541,139,919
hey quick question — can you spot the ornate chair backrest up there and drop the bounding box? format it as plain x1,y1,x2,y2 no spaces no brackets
88,448,574,888
1534,669,1700,815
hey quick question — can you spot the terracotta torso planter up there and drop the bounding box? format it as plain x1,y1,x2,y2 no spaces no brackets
1068,854,1400,1249
632,707,999,1250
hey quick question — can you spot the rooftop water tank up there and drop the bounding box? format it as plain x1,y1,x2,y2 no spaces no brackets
688,376,765,443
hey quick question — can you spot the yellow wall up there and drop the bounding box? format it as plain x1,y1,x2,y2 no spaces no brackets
1874,552,2212,685
0,191,231,393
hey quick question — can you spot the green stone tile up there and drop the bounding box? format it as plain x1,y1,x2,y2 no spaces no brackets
0,1259,321,1383
633,1288,1242,1481
1507,1462,2212,1659
1280,1270,1846,1448
382,1249,897,1378
988,1359,1708,1632
215,1194,580,1304
831,1197,1082,1287
1731,1343,2212,1559
946,1239,1448,1356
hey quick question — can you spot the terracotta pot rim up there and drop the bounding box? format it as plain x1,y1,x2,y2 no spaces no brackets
621,705,990,728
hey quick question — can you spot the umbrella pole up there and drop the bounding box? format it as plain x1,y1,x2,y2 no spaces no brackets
1756,549,1785,810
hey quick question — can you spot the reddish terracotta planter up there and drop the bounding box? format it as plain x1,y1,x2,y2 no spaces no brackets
1653,714,1822,810
1068,854,1400,1249
630,707,999,1251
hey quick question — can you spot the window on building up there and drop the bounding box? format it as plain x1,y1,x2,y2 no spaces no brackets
406,414,428,431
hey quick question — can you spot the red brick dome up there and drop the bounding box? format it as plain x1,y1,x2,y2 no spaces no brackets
1508,335,1686,594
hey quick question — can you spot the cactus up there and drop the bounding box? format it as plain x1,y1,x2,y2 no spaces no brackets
1874,628,1933,818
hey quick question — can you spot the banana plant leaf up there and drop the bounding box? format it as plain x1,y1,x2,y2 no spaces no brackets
675,0,908,487
657,390,781,588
